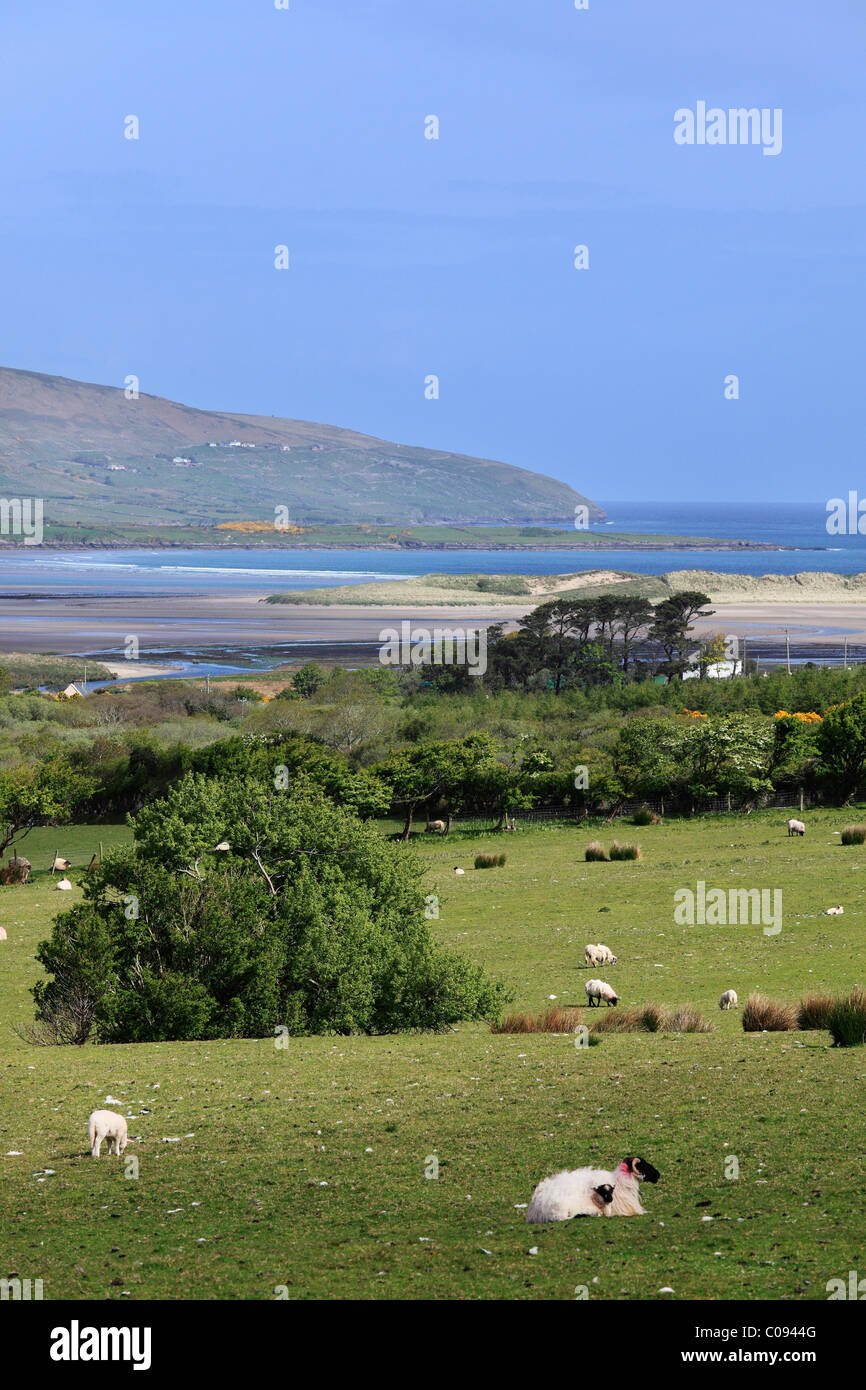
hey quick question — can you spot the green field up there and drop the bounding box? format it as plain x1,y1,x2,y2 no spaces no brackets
1,812,864,1301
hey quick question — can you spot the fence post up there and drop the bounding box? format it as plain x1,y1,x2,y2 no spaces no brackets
799,786,804,813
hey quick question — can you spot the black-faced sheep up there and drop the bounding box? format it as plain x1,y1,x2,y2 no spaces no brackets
585,978,618,1007
526,1157,659,1221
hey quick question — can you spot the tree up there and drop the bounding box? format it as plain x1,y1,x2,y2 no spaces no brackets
649,591,714,679
292,662,326,698
816,694,866,800
612,598,654,675
33,776,509,1041
0,756,96,860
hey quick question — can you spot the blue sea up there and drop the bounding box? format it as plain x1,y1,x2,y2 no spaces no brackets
1,501,864,593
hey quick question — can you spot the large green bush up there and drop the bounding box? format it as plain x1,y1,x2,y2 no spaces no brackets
33,774,508,1042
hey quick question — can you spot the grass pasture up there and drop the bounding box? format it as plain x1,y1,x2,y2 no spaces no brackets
1,811,865,1301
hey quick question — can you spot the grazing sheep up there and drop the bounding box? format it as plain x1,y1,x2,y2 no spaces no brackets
584,943,604,967
425,820,446,834
787,818,805,837
585,978,618,1007
527,1157,659,1222
595,943,617,965
719,989,738,1010
825,905,844,915
526,1175,616,1223
453,866,465,875
88,1109,128,1158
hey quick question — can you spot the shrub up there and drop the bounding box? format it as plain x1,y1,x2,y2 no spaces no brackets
474,852,506,869
585,841,608,862
741,993,796,1032
632,808,658,826
609,841,642,861
796,994,835,1030
33,775,511,1041
827,989,866,1047
841,824,866,845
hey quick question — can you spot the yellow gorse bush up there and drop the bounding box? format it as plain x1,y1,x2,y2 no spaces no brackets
773,710,822,723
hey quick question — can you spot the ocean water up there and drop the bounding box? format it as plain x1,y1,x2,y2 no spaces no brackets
0,501,863,593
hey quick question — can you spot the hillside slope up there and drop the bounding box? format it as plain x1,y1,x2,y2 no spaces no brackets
0,366,602,527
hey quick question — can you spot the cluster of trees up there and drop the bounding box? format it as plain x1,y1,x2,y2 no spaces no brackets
423,591,717,693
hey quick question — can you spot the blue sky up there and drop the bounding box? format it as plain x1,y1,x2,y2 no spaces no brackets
2,0,864,504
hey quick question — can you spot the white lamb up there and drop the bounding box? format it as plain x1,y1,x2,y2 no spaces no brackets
88,1109,128,1158
584,943,604,967
787,818,805,837
526,1176,615,1223
585,978,618,1007
595,943,617,965
526,1156,659,1222
825,905,844,916
719,989,738,1010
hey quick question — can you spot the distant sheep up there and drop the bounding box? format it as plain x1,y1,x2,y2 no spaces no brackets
453,867,465,875
719,989,738,1010
787,818,805,836
88,1109,128,1158
595,943,617,965
584,944,604,967
425,820,446,834
585,978,618,1007
526,1175,615,1223
526,1157,659,1222
825,905,844,916
54,878,73,891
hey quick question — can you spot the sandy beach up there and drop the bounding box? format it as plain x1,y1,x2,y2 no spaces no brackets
4,589,866,659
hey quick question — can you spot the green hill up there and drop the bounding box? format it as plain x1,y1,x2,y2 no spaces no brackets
0,366,602,527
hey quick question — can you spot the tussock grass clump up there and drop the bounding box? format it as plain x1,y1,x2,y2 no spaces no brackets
588,1003,710,1034
742,993,796,1032
841,824,866,845
666,1004,712,1034
796,994,835,1031
609,841,642,861
632,808,659,826
492,1006,597,1039
585,841,608,862
474,851,506,869
827,989,866,1047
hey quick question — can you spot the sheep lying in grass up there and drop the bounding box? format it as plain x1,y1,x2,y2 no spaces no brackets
526,1157,659,1222
719,989,738,1010
585,978,618,1007
825,905,844,916
787,818,805,836
88,1109,128,1158
526,1176,615,1223
453,867,465,875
